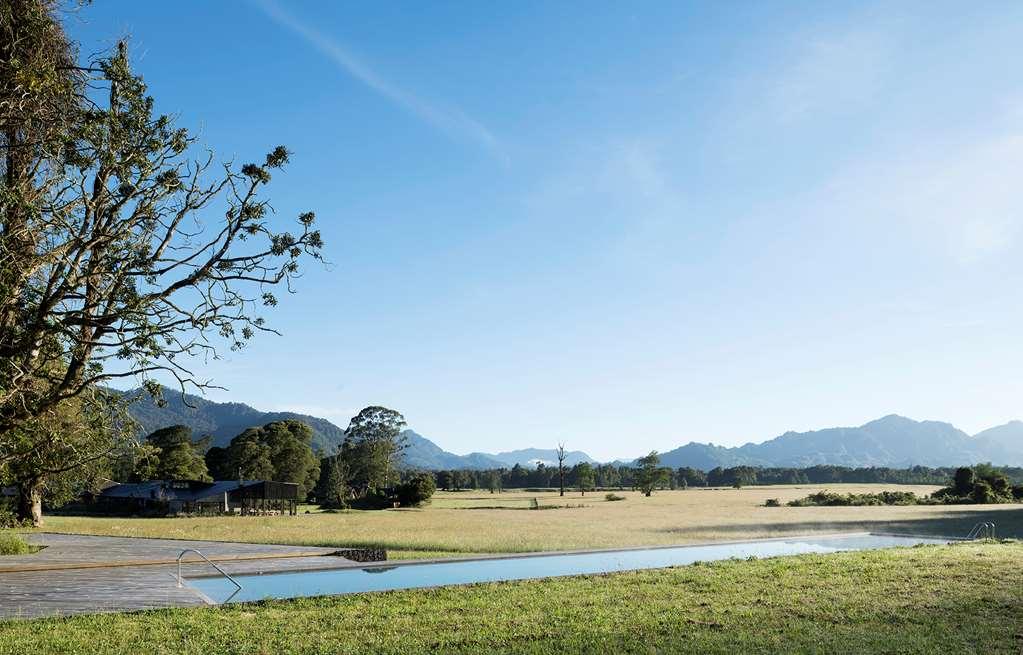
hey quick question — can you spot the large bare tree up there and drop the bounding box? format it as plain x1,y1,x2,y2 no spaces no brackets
1,4,323,473
556,442,566,497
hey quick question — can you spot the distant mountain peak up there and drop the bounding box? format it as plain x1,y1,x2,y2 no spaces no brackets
862,414,915,427
656,415,1022,470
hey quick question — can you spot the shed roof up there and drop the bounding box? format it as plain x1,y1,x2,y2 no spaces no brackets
99,480,260,502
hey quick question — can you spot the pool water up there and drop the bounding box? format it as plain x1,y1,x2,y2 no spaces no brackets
189,533,950,604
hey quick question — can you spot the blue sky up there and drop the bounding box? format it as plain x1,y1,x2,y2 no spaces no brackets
69,1,1023,460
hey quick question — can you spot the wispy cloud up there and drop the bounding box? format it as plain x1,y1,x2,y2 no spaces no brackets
254,0,504,161
520,138,690,267
823,127,1023,264
768,29,893,122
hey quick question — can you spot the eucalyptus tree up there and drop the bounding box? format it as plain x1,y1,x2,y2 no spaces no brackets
1,4,323,470
574,461,595,496
636,451,667,497
339,406,407,498
486,469,502,494
137,425,210,482
226,420,320,498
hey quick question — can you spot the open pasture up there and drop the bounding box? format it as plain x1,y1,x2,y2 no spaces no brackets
42,485,1023,559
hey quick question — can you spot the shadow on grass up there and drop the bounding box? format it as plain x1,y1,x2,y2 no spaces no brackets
657,507,1023,539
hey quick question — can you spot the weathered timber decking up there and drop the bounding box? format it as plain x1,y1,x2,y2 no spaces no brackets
0,533,371,619
0,533,347,572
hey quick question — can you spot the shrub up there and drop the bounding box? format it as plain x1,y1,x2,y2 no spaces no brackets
604,493,625,502
395,473,437,508
970,481,994,504
787,490,921,507
932,465,1018,504
0,509,31,529
952,466,975,496
0,531,34,556
765,498,781,507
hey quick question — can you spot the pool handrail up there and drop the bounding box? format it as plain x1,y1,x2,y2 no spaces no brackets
964,522,995,540
176,548,243,592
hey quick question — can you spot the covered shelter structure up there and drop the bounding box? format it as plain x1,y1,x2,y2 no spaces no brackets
94,480,299,516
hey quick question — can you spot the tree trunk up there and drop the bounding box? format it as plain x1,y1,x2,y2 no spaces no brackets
17,477,44,527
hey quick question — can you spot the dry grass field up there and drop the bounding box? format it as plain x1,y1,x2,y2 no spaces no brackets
42,484,1023,559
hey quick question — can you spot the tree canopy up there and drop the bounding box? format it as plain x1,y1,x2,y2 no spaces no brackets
223,420,320,498
0,387,130,525
635,451,667,496
134,425,210,482
0,2,322,481
574,462,595,495
339,406,407,499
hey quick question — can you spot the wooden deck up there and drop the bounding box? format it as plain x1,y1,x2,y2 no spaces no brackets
0,533,368,619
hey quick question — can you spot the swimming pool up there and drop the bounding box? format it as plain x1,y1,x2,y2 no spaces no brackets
188,533,951,604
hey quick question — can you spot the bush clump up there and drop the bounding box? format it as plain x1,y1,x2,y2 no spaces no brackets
395,473,437,508
787,466,1023,508
605,493,626,501
787,490,924,507
0,509,32,529
764,498,781,507
930,465,1020,505
0,531,35,556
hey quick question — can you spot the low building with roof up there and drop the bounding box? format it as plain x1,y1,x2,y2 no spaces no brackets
93,479,299,516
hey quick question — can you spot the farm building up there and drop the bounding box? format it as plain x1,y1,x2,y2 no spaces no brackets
94,480,299,516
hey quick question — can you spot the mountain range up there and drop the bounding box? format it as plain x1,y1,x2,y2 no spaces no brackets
123,388,1023,470
398,433,597,470
122,387,345,454
654,415,1023,469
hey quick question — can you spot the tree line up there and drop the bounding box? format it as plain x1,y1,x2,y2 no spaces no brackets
428,456,1023,494
1,403,438,525
122,406,436,509
784,465,1023,506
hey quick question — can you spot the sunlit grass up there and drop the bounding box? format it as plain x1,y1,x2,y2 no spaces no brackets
41,485,1023,559
0,542,1019,654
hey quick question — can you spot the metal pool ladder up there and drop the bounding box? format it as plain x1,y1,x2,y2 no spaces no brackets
176,548,243,593
964,522,996,540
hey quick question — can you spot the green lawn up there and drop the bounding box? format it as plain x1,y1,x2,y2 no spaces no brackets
1,542,1019,654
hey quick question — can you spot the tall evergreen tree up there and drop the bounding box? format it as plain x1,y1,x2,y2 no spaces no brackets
339,407,407,498
636,451,667,497
574,462,595,496
139,425,210,481
226,420,320,498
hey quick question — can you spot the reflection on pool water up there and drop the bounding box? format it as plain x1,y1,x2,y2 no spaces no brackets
189,533,950,604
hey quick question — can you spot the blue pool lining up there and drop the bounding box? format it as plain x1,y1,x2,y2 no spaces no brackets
181,530,960,581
